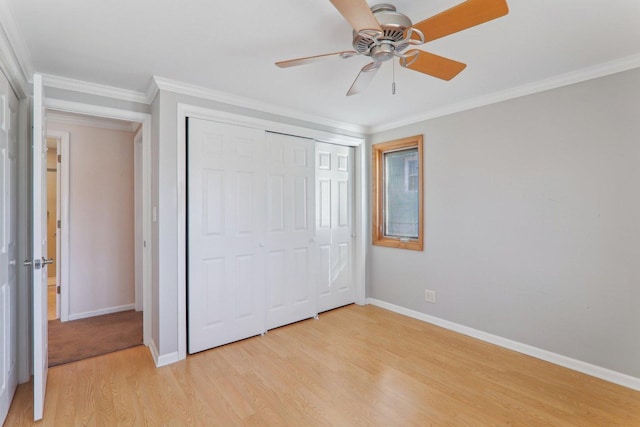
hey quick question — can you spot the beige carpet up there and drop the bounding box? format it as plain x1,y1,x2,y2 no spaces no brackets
47,285,57,320
48,310,143,367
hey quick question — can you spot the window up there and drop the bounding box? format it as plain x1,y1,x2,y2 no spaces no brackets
372,135,423,251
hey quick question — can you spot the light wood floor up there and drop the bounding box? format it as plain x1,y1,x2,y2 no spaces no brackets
6,305,640,426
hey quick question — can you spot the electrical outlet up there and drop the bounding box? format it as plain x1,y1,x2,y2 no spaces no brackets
424,289,436,304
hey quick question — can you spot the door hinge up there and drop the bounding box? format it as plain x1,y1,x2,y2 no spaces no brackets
57,154,61,163
57,219,61,228
57,285,60,294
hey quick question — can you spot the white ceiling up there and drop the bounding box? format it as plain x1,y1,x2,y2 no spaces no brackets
5,0,640,130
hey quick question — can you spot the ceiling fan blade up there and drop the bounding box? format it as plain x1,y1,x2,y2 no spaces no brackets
347,62,380,96
276,51,357,68
329,0,383,34
412,0,509,43
400,50,466,81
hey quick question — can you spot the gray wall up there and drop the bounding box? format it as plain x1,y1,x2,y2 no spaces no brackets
150,94,161,355
368,68,640,378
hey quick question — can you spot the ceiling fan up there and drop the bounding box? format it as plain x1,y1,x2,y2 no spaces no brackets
276,0,509,96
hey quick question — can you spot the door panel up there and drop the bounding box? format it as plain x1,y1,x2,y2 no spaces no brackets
31,74,48,420
188,118,266,354
265,132,316,330
267,250,286,309
318,178,331,229
316,142,355,312
318,244,332,299
0,63,19,426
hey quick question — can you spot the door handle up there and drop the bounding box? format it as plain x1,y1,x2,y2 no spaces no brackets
24,259,42,269
42,257,54,265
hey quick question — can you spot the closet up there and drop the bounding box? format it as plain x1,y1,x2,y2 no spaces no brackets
187,117,354,354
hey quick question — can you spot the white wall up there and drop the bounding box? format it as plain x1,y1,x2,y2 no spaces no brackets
47,121,135,318
369,68,640,378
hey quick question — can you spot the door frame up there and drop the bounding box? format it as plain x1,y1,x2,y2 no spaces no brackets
134,127,143,312
44,98,152,345
45,130,68,321
176,103,366,361
55,138,61,319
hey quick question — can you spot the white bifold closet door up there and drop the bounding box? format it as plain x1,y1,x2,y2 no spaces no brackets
316,142,355,312
188,119,318,354
187,118,267,354
265,132,316,330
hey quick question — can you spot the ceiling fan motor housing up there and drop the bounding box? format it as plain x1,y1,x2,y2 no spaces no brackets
353,4,412,61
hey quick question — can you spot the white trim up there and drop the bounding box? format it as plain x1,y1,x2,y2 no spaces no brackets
366,298,640,392
156,351,180,367
133,129,143,312
149,76,367,135
45,99,147,122
177,103,363,147
370,53,640,134
44,98,152,346
176,103,366,361
47,111,138,132
42,74,148,104
67,303,136,321
144,77,159,103
149,340,180,368
148,340,160,366
46,130,70,322
0,1,31,98
55,139,61,319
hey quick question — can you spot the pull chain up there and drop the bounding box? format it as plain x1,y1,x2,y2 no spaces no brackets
392,59,396,95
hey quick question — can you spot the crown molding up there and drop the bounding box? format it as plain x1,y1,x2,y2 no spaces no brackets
147,76,367,135
369,53,640,134
47,110,139,133
42,74,148,104
145,77,159,103
0,1,32,98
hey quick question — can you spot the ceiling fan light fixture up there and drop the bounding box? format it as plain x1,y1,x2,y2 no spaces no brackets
371,44,395,62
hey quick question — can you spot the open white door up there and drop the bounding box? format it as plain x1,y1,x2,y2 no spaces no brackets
0,57,19,426
30,73,49,421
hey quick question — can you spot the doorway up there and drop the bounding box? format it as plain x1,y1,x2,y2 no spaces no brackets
45,137,59,321
44,110,148,366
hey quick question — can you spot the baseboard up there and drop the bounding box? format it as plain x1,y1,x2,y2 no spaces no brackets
67,303,135,321
148,339,180,368
149,340,160,366
366,298,640,392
